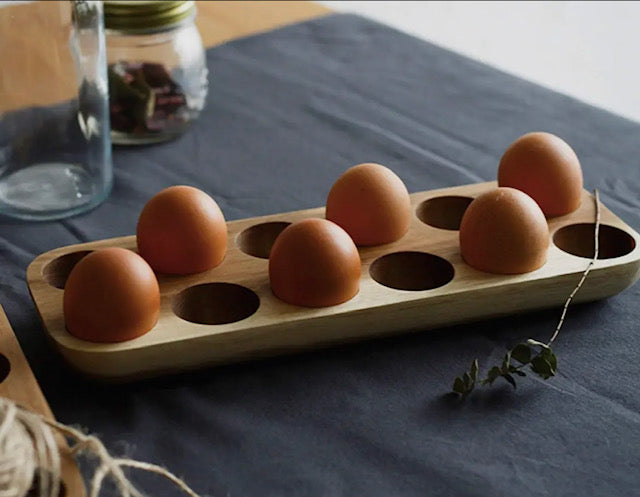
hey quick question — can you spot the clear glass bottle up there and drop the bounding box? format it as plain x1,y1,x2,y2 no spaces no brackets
0,0,112,221
104,1,208,145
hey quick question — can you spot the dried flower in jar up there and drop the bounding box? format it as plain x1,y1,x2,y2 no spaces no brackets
108,62,189,140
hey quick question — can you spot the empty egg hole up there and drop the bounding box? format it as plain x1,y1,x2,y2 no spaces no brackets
0,353,10,383
172,282,260,325
237,222,291,259
42,251,92,289
416,196,473,230
370,251,454,291
553,223,636,259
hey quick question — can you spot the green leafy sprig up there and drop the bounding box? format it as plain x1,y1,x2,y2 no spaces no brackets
453,340,558,399
452,189,601,399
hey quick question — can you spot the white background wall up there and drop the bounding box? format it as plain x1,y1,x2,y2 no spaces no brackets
321,1,640,123
4,1,637,122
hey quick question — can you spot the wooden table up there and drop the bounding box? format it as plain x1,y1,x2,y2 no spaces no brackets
196,1,331,48
0,1,330,112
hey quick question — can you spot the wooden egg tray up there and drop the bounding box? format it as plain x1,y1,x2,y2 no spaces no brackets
27,181,640,380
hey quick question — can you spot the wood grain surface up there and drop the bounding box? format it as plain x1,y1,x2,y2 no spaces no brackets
26,182,640,380
195,1,331,48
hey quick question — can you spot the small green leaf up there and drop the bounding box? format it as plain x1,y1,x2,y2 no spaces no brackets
539,347,558,373
511,343,532,364
452,377,466,395
463,372,473,389
486,366,502,385
548,352,558,373
502,373,517,389
470,359,479,382
530,356,555,380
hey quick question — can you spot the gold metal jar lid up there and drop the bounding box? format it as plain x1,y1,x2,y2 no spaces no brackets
103,1,196,33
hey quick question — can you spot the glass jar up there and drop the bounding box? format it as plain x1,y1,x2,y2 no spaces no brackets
104,1,208,145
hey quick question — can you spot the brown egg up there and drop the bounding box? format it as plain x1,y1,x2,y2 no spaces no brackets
63,248,160,343
269,218,361,307
459,187,549,274
498,132,583,216
137,185,227,274
326,163,411,246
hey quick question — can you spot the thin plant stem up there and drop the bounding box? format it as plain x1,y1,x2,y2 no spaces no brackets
548,189,601,345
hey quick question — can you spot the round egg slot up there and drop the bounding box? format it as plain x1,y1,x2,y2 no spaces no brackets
553,223,636,259
42,250,93,289
369,251,454,291
172,282,260,325
236,222,291,259
416,196,473,230
0,353,10,383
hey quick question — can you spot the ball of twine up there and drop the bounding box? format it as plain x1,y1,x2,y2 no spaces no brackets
0,399,60,497
0,396,204,497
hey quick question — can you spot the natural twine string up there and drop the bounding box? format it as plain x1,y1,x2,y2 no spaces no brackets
0,396,203,497
0,399,60,497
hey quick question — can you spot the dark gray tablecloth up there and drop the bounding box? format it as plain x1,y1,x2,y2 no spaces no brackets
2,14,639,497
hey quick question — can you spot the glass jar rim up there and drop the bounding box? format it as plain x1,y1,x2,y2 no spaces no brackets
103,0,195,33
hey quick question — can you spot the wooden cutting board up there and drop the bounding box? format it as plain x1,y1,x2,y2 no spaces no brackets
0,305,84,496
